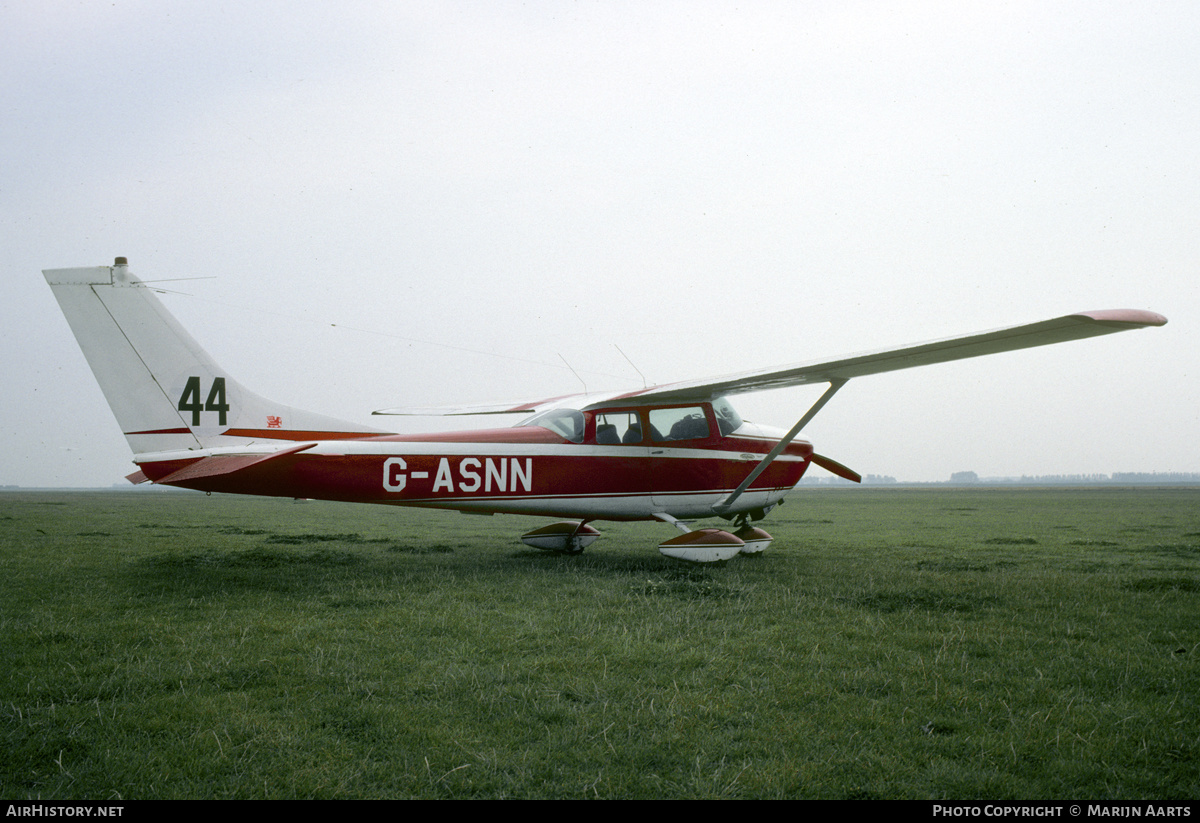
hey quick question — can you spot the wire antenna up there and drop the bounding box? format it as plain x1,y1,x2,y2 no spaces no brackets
615,345,648,389
558,353,587,393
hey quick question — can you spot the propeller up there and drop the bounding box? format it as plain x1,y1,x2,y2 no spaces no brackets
811,453,862,484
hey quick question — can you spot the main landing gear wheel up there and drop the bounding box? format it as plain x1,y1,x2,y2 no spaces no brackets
732,524,773,554
520,521,601,554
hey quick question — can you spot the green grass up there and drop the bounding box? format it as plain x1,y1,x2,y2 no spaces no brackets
1,487,1197,798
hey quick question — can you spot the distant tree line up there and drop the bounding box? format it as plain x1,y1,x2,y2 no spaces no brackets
949,472,1200,485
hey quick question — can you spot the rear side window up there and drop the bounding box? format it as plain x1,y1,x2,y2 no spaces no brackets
594,411,643,445
649,407,710,442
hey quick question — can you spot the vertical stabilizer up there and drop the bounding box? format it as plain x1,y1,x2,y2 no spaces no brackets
44,259,386,456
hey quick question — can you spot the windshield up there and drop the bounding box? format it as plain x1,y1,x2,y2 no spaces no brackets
712,397,744,436
516,408,585,443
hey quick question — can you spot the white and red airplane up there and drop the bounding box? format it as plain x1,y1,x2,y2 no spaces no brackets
44,258,1166,562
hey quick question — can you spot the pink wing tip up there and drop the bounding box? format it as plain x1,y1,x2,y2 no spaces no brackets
1073,309,1168,327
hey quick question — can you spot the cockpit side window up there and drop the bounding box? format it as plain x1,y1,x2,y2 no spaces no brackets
649,406,710,442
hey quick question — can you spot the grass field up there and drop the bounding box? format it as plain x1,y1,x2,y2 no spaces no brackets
1,487,1197,799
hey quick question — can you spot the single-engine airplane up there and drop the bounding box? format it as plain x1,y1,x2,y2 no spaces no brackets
44,258,1167,562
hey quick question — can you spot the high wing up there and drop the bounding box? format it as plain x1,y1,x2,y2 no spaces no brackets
375,309,1166,415
375,394,584,417
616,309,1167,404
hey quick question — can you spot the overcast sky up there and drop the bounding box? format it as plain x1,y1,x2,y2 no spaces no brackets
3,1,1196,487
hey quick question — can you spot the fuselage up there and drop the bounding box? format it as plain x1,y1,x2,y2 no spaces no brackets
136,399,814,521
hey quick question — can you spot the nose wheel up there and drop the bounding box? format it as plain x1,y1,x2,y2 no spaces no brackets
731,520,773,554
651,512,774,562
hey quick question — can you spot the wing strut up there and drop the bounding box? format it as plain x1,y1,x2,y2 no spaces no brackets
712,379,848,516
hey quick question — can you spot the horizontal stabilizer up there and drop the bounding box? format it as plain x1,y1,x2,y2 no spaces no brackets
154,443,316,484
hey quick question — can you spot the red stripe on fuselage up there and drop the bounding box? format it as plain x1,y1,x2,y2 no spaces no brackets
138,436,812,521
126,427,388,441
